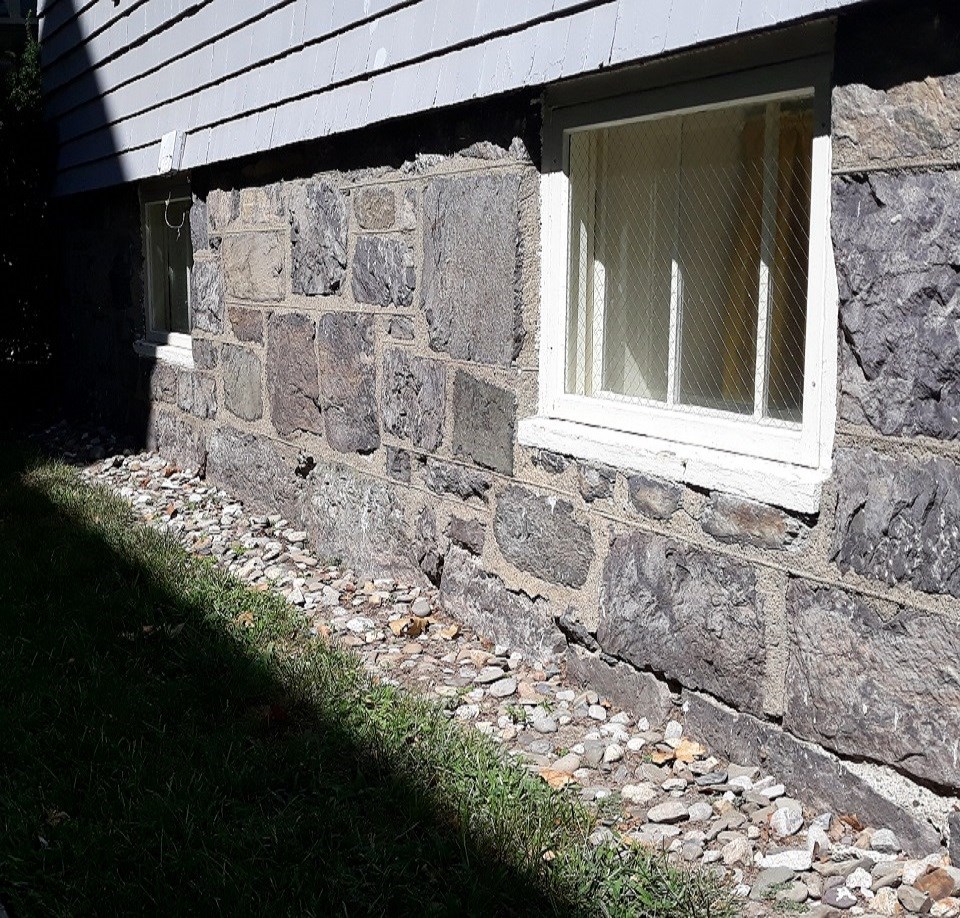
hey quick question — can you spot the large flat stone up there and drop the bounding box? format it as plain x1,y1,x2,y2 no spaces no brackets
683,690,943,856
702,493,801,550
289,180,347,296
833,171,960,439
317,312,379,454
833,447,960,598
452,371,516,475
176,370,217,420
351,236,415,308
147,408,207,474
422,173,524,366
206,427,302,524
493,485,593,588
597,530,765,714
266,312,322,436
381,348,445,451
784,579,960,790
190,258,224,333
300,459,417,580
424,458,490,502
566,644,675,725
222,232,285,302
221,344,263,422
440,545,565,662
228,305,263,343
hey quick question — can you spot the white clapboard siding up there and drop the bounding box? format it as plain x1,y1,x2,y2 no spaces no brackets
43,0,866,196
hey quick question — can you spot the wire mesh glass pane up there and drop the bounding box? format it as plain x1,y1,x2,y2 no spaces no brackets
564,95,814,427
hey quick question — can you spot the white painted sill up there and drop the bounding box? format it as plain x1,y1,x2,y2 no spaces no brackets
134,337,194,369
517,415,829,514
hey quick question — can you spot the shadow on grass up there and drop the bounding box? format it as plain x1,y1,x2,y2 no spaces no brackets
0,442,591,917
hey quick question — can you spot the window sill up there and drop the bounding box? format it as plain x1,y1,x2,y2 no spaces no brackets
517,416,828,513
134,338,194,369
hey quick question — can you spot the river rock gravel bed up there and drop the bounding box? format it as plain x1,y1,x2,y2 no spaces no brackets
41,424,960,917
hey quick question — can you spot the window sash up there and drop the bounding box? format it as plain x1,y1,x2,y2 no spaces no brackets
143,195,192,339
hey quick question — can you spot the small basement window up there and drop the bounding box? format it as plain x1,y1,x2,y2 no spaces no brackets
524,58,837,510
136,185,193,365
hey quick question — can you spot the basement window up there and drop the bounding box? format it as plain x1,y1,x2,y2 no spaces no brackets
522,58,837,511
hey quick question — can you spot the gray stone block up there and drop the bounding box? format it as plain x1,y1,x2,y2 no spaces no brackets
207,188,240,232
290,180,347,296
147,409,207,474
578,463,615,502
206,427,302,523
833,171,960,439
386,446,411,483
227,305,263,343
532,450,568,474
300,459,418,580
266,312,322,436
784,579,960,790
446,516,486,555
834,447,960,598
177,370,218,420
388,315,415,340
191,338,219,370
683,690,943,856
627,473,682,520
702,493,801,550
222,232,285,302
190,258,224,333
381,348,445,451
221,344,263,422
452,371,516,475
493,484,593,588
317,312,380,454
597,530,765,714
424,458,491,503
422,173,524,366
353,186,395,229
190,194,209,252
440,545,565,662
565,643,675,725
145,361,177,404
351,236,415,308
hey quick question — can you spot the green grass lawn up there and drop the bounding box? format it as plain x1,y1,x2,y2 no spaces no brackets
0,443,734,917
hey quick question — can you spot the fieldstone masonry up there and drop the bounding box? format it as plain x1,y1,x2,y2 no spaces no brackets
63,2,960,860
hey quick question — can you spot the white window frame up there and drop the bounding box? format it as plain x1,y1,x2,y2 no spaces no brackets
136,183,194,366
520,56,837,512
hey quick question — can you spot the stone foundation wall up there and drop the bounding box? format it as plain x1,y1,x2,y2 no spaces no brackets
60,1,960,857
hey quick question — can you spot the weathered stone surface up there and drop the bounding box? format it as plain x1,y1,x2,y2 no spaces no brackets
266,312,321,436
177,370,217,420
446,516,485,555
834,447,960,598
493,485,593,588
228,305,263,343
532,450,568,474
683,690,942,856
300,459,417,580
381,348,445,450
353,186,395,229
833,78,960,172
189,194,209,251
289,180,347,296
833,171,960,439
317,312,379,454
206,427,301,523
388,315,415,340
239,183,285,225
221,344,263,421
452,372,516,475
351,236,415,307
148,409,207,474
598,531,765,713
422,173,524,365
222,232,285,302
440,545,565,661
145,361,177,403
578,463,615,502
385,446,411,483
191,338,219,370
424,459,490,502
702,493,801,550
627,473,682,520
207,188,240,232
565,643,675,725
190,258,224,333
415,508,443,584
784,579,960,789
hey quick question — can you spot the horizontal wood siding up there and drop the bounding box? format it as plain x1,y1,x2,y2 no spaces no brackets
40,0,863,195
